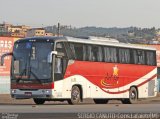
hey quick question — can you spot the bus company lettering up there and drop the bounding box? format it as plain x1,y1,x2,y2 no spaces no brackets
0,40,12,49
0,37,14,76
101,65,119,88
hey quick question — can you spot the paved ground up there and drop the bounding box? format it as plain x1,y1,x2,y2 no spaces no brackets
0,94,34,105
0,93,160,119
0,104,160,119
1,104,160,113
0,93,160,105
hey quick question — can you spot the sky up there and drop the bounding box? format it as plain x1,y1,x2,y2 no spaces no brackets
0,0,160,28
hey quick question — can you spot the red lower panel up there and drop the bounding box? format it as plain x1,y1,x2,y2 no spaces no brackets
64,61,156,89
11,82,54,89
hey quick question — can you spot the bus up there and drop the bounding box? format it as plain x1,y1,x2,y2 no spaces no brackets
0,36,158,104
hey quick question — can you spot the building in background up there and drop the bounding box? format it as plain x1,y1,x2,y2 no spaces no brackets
0,22,12,36
0,22,30,38
26,28,53,37
26,28,45,37
45,32,53,36
7,25,30,38
156,30,160,36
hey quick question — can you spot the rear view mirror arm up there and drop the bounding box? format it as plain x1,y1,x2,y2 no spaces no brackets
47,51,58,63
0,52,13,66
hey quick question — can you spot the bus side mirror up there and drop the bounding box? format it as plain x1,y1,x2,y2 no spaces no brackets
47,51,58,63
0,52,13,66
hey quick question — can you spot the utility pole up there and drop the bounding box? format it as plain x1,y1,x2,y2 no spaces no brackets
57,22,60,37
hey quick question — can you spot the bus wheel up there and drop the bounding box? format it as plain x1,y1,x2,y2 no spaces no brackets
129,87,138,104
33,98,45,105
93,99,108,104
122,87,138,104
68,86,81,105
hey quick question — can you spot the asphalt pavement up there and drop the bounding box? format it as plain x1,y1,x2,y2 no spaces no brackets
1,93,160,104
0,94,160,119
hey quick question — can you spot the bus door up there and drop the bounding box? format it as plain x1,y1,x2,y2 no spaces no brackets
53,42,68,98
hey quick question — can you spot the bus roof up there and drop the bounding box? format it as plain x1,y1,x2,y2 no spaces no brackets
65,36,156,51
15,36,64,43
15,36,156,51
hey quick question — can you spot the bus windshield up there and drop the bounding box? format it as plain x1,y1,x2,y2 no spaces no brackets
11,41,54,83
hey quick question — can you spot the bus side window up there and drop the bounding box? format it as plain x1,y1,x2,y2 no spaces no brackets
104,46,117,63
104,47,111,62
70,43,83,61
56,42,67,57
132,49,145,65
119,48,130,64
69,43,76,59
63,42,75,59
91,46,103,62
98,46,103,62
54,58,62,74
54,42,67,81
91,46,97,61
55,43,64,75
146,51,156,66
86,45,92,61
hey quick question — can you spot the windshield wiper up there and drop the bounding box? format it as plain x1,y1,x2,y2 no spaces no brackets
16,68,27,83
29,70,42,84
16,69,42,84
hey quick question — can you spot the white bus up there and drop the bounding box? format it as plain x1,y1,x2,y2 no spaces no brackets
0,36,158,104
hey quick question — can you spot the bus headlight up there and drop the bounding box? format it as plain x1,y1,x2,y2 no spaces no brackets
46,90,50,93
11,89,16,94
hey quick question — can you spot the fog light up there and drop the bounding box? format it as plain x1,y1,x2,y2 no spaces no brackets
45,90,50,94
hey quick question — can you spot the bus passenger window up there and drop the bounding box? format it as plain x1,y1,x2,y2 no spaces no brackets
98,46,103,62
69,43,76,58
146,51,156,66
91,46,102,62
54,58,62,73
56,43,66,57
133,50,145,65
86,45,92,61
54,42,68,81
119,48,130,64
104,47,117,63
69,43,83,61
63,42,75,59
91,46,97,61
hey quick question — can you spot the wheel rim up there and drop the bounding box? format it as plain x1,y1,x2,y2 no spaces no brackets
72,90,80,101
130,91,136,101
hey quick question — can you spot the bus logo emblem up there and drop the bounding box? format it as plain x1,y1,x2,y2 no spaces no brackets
113,65,119,77
101,65,119,88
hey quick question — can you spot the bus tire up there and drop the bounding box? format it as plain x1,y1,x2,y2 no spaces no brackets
93,99,108,104
68,86,81,105
122,87,138,104
33,98,45,105
129,87,138,104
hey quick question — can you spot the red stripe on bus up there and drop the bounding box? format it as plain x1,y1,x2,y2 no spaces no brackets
101,74,157,94
11,82,54,89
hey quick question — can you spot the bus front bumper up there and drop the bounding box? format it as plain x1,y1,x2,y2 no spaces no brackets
11,89,53,99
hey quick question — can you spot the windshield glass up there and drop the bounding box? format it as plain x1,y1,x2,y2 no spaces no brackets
12,41,54,83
